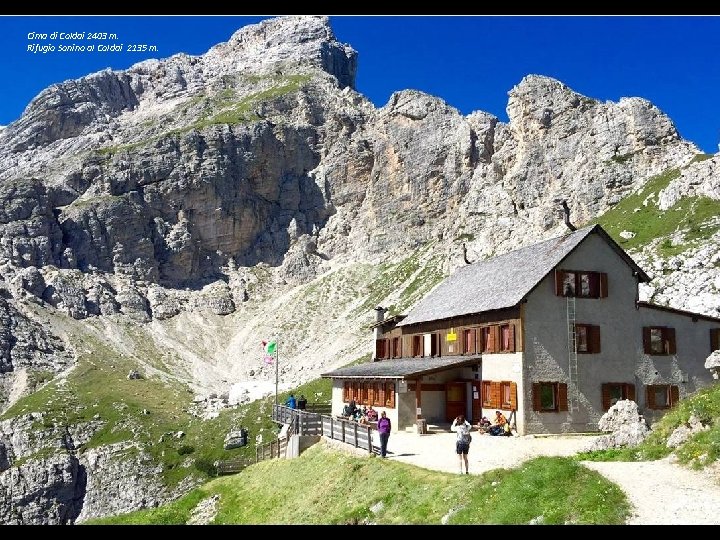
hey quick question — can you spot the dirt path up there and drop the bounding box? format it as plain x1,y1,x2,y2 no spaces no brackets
582,458,720,525
384,430,720,524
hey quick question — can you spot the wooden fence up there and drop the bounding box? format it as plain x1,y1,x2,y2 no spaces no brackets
255,437,288,463
272,404,376,453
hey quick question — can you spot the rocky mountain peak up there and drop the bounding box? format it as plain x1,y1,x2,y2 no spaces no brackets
207,15,357,89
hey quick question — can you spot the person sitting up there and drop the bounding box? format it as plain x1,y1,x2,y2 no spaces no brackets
353,408,364,422
488,410,508,436
366,405,378,422
476,416,491,433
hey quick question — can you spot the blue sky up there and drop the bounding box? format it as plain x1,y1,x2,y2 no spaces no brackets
1,15,719,153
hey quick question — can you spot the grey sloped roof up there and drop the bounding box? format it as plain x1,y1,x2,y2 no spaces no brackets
321,356,480,379
399,224,648,327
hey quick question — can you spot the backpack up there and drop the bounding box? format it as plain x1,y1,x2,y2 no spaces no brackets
462,432,472,444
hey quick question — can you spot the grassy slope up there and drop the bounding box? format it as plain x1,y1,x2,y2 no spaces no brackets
89,443,629,525
577,382,720,468
594,166,720,258
1,313,336,486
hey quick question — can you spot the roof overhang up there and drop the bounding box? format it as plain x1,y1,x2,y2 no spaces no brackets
321,355,481,380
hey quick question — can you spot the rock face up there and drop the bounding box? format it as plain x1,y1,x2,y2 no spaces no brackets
0,15,718,522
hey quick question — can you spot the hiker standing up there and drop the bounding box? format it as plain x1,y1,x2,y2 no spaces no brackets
451,414,473,474
377,411,391,458
285,393,297,409
297,394,307,410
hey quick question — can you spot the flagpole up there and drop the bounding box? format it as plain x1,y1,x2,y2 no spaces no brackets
274,334,279,405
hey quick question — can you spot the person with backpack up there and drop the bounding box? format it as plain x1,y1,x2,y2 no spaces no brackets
285,393,297,409
297,394,307,410
451,414,473,474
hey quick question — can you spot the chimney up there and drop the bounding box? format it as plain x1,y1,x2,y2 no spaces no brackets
374,306,387,323
561,200,577,232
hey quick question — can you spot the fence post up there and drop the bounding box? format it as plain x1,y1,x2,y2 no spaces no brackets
341,420,345,443
354,423,358,448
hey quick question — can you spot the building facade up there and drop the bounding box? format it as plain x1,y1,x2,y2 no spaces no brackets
322,225,720,434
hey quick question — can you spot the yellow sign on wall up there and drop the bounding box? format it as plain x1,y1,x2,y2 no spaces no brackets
446,329,457,342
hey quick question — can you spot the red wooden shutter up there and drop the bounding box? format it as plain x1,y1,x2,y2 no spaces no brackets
507,324,516,352
599,273,609,298
482,381,493,407
478,328,485,352
667,328,676,355
375,340,385,359
590,325,601,354
490,381,501,409
510,382,518,411
555,270,564,296
627,384,636,402
711,329,720,353
558,383,569,412
645,385,654,410
670,385,679,406
601,383,611,411
368,383,375,405
343,382,350,402
642,327,651,354
377,383,385,407
532,383,542,411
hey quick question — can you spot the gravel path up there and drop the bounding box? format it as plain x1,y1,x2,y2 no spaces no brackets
383,429,720,524
582,458,720,525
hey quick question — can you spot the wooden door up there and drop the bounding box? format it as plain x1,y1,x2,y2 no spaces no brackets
445,382,466,421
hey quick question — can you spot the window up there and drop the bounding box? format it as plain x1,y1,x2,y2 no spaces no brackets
412,335,424,357
344,382,394,408
575,324,600,354
375,339,388,359
391,336,402,358
532,382,569,412
463,328,477,354
499,324,515,352
385,382,395,408
423,333,439,357
711,328,720,353
645,384,679,410
601,383,635,410
481,326,498,353
562,271,576,296
643,327,676,355
483,380,517,410
555,270,608,298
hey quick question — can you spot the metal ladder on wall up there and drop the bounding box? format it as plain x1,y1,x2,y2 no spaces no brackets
566,296,579,412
